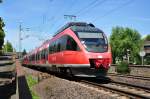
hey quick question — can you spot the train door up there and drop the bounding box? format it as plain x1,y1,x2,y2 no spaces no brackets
55,36,67,64
63,35,83,64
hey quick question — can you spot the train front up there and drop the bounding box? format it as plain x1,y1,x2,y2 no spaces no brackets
71,23,112,77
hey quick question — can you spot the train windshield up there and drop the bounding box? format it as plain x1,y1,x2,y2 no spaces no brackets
77,32,108,53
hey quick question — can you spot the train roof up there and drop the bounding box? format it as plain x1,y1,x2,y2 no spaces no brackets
53,22,103,37
27,22,104,56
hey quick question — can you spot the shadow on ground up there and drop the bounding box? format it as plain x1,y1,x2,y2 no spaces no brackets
0,80,16,99
18,75,32,99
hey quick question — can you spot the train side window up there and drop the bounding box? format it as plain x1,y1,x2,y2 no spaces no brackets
49,43,52,54
30,56,31,61
45,48,48,60
40,51,42,60
51,42,54,53
52,42,55,53
31,55,33,61
37,53,38,60
41,50,44,59
36,54,37,60
43,49,45,59
30,55,31,61
39,53,40,60
32,55,33,61
35,54,37,61
39,52,40,60
49,42,54,54
49,35,79,53
33,55,34,61
60,36,67,51
57,39,61,52
38,53,39,60
44,49,47,60
66,36,78,51
33,54,35,61
55,40,58,52
43,50,45,59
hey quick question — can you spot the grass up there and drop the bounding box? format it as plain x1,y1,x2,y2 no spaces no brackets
26,75,40,99
116,61,130,74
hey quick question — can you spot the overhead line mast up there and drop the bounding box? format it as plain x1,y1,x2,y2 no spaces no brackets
19,22,22,59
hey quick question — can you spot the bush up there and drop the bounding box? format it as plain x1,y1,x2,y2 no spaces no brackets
116,61,130,74
145,56,150,65
0,50,3,55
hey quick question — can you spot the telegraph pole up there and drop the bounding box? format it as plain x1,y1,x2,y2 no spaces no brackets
127,49,130,64
19,22,22,59
6,40,8,52
139,51,146,66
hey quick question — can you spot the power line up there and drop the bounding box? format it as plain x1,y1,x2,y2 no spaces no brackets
76,0,107,16
54,0,102,32
28,0,56,43
93,0,134,23
74,0,99,15
51,0,78,33
35,0,55,35
68,0,78,14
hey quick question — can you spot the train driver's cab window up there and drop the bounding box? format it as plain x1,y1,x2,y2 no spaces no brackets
66,36,78,51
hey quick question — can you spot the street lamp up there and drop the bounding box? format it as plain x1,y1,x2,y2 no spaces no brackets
127,49,130,64
139,50,146,66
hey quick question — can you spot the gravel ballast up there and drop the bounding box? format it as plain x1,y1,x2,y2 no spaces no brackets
23,67,127,99
33,77,123,99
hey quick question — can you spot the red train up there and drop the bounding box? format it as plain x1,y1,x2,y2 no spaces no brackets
22,22,112,77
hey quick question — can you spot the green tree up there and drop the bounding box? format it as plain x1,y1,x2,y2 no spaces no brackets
0,17,5,50
0,1,4,54
110,26,142,64
22,49,27,56
3,41,13,52
145,35,150,41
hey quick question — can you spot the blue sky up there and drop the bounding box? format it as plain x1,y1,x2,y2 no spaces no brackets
0,0,150,52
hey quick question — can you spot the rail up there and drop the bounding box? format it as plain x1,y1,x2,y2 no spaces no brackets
80,80,150,99
111,64,150,68
108,73,150,81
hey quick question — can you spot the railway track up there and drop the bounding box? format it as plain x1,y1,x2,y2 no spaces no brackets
80,79,150,99
108,73,150,81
